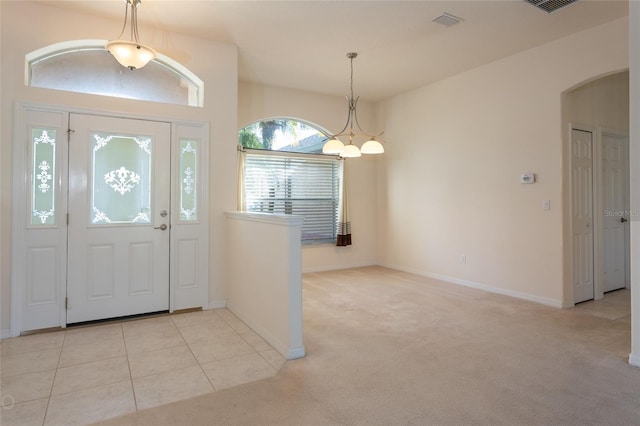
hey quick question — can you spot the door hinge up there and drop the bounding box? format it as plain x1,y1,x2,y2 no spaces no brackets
67,213,69,225
65,297,68,310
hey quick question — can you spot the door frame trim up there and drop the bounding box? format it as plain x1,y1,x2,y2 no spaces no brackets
11,102,209,336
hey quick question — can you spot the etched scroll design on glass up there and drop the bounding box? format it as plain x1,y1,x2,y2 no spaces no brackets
132,212,149,222
31,128,56,225
92,207,112,224
104,167,141,195
180,140,198,221
37,161,53,193
183,168,194,195
91,133,152,224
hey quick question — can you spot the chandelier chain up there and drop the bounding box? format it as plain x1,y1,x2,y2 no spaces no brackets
113,0,143,44
350,53,355,102
114,0,129,41
131,1,141,44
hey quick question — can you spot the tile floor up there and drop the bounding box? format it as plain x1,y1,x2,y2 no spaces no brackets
0,308,286,426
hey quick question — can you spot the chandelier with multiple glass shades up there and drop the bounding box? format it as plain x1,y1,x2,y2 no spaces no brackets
322,52,385,158
106,0,156,70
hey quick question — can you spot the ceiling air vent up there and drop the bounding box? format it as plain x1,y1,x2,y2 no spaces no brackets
432,13,464,27
524,0,579,13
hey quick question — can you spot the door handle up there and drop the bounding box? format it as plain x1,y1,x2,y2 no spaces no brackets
620,217,628,223
154,224,168,231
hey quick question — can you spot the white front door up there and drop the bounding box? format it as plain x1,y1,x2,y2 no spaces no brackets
571,128,594,304
601,132,629,293
67,114,171,323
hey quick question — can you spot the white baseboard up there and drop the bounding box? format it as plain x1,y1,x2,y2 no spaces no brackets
629,353,640,368
1,329,15,339
206,300,226,310
380,263,564,309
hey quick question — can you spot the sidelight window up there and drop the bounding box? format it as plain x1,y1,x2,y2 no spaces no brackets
30,128,57,226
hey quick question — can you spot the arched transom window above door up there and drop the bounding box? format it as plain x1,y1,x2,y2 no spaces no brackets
26,40,204,107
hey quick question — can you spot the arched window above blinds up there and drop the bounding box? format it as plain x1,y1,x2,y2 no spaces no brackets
239,118,329,154
26,40,204,107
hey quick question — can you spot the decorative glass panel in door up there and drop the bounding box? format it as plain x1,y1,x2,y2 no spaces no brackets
179,139,198,221
31,128,57,226
91,133,152,224
67,114,170,324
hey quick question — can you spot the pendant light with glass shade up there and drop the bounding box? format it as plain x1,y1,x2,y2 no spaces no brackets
323,52,385,158
106,0,156,70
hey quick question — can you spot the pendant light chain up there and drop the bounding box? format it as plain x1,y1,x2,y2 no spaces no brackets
131,0,141,44
350,53,355,102
115,0,129,41
348,54,355,144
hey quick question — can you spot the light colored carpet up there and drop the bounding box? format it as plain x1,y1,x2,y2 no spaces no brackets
96,266,639,425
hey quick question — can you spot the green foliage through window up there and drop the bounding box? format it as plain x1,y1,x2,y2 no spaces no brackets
238,119,328,154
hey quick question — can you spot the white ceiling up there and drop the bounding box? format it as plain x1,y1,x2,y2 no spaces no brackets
40,0,628,101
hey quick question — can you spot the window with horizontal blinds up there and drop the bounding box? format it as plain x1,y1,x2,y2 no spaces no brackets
244,151,341,244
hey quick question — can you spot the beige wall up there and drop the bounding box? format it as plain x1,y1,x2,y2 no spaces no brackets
238,83,379,272
0,1,238,331
563,71,629,130
378,17,629,307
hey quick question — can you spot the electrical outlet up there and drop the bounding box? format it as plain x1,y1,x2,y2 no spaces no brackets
461,254,467,264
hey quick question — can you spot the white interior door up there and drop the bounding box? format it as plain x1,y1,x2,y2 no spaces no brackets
67,114,171,323
601,132,629,293
572,128,594,304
